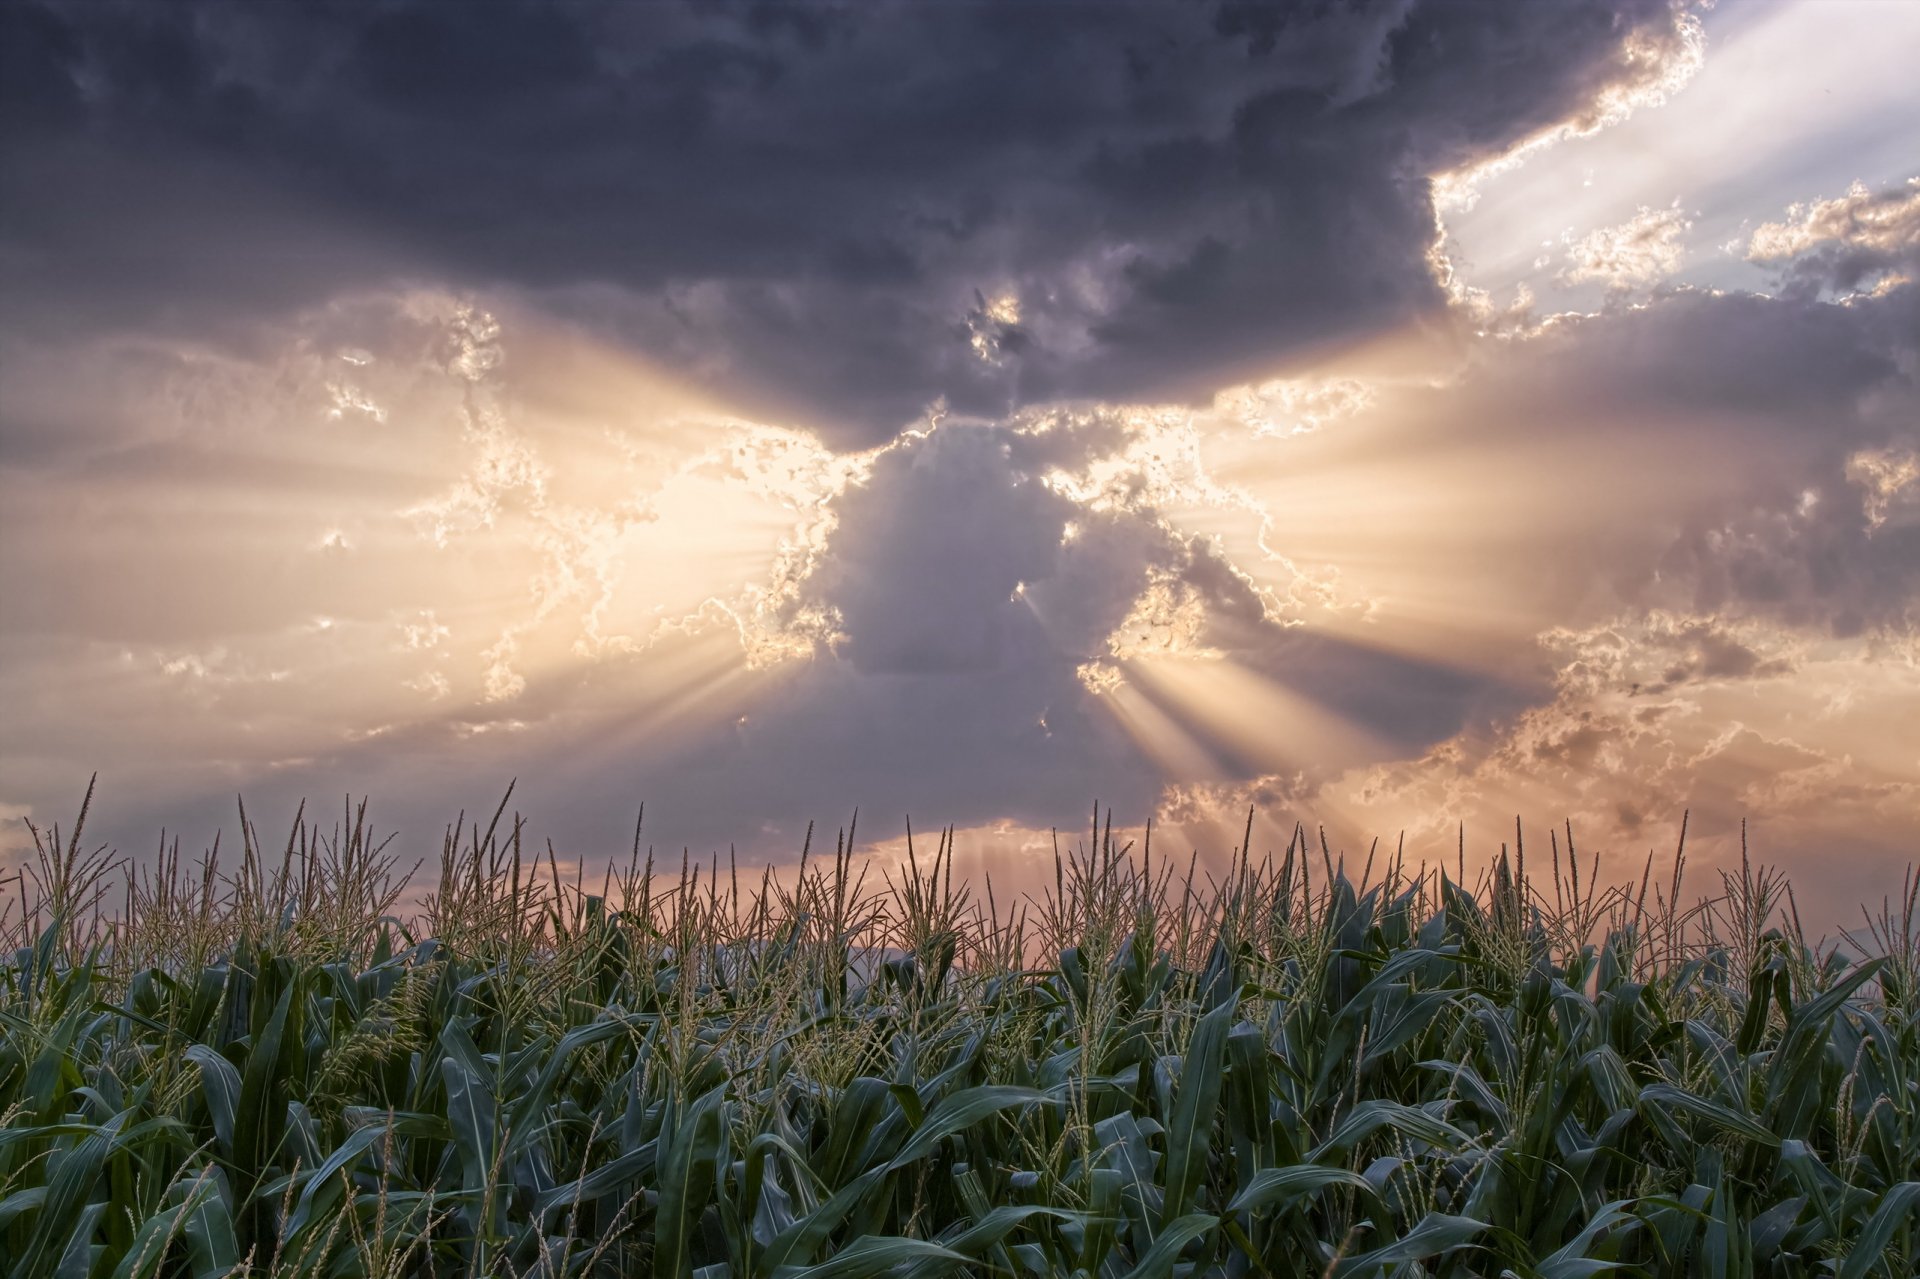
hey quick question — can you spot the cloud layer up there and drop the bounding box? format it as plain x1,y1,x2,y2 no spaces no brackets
6,0,1698,443
4,1,1918,928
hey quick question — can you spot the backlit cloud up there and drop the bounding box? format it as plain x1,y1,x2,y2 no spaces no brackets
4,1,1917,929
1748,176,1920,295
1558,202,1693,291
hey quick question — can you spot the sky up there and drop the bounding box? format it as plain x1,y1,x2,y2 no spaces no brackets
3,0,1918,928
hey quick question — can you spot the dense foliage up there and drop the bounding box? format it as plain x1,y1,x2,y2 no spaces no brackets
3,784,1916,1278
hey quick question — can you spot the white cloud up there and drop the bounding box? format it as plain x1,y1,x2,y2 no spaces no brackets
1749,178,1920,265
1558,203,1692,291
1748,176,1920,293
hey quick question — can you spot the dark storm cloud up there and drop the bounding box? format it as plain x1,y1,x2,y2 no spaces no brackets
3,0,1695,446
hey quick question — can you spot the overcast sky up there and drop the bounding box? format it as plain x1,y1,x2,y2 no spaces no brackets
4,0,1917,926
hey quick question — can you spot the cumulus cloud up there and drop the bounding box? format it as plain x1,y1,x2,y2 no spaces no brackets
1558,202,1693,291
1747,177,1920,295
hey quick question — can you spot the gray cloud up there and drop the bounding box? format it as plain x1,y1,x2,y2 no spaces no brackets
1297,279,1920,637
808,425,1076,675
4,0,1698,446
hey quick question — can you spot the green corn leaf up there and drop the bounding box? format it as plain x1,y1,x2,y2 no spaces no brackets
232,978,295,1178
533,1139,658,1221
279,1122,386,1242
1116,1212,1217,1279
1765,958,1888,1137
53,1199,106,1279
655,1085,728,1279
757,1167,888,1277
1837,1182,1920,1279
943,1203,1082,1251
110,1201,191,1279
771,1235,971,1279
1417,1058,1511,1128
821,1079,891,1187
1748,1195,1804,1255
509,1015,637,1148
0,1187,49,1233
110,1171,231,1279
1224,1164,1375,1216
180,1172,238,1279
1076,1167,1123,1273
1639,1084,1779,1149
1310,1100,1474,1162
439,1025,498,1197
1161,994,1238,1223
1330,1213,1488,1278
886,1085,1050,1170
1536,1200,1642,1279
182,1047,241,1155
11,1111,128,1279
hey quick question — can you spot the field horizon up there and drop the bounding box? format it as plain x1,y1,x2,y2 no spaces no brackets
12,774,1912,950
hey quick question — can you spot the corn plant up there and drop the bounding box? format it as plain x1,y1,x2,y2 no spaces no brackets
1,783,1914,1278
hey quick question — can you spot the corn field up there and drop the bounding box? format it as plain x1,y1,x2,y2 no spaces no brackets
3,781,1917,1278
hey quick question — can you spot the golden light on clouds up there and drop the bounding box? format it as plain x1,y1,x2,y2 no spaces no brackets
6,0,1920,936
1430,10,1706,214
